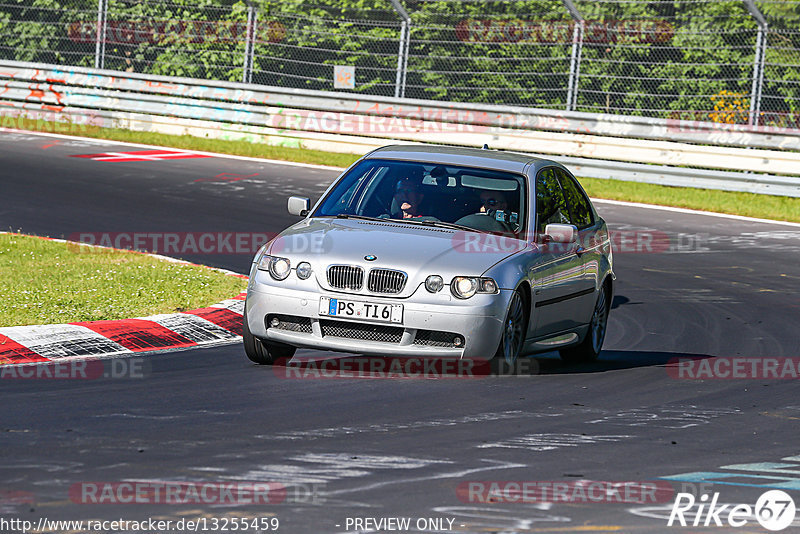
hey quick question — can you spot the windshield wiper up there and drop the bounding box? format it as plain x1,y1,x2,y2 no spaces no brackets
333,214,385,222
334,214,503,235
403,218,523,239
400,219,478,233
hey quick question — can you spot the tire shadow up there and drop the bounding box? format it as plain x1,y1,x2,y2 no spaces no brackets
528,350,715,375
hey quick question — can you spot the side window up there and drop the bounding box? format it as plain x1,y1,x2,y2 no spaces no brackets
556,169,594,229
535,167,571,234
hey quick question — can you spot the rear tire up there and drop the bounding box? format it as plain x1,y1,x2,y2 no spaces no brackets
243,307,296,365
560,282,609,363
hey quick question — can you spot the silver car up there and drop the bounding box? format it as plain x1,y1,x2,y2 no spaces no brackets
243,145,614,366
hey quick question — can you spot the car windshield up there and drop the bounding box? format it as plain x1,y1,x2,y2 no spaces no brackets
313,159,526,235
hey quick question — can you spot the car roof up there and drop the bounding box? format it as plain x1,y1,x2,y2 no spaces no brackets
365,145,560,175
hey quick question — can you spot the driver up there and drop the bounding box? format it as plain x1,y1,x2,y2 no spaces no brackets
393,177,426,219
479,190,509,214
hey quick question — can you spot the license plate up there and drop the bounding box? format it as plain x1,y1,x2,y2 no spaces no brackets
319,297,403,324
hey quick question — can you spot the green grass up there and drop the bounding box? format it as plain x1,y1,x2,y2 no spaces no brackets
13,118,360,168
96,128,361,168
0,234,247,327
11,119,800,223
577,177,800,223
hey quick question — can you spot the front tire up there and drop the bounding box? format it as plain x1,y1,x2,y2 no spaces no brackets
493,289,528,366
242,307,296,365
560,282,609,363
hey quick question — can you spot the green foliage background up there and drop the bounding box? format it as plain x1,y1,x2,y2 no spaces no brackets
1,0,798,124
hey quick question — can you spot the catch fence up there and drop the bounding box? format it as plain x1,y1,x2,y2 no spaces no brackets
2,0,799,127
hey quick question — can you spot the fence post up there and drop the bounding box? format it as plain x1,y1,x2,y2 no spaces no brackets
94,0,107,69
562,0,584,111
394,21,407,98
401,23,410,98
743,0,767,126
389,0,410,98
243,0,258,84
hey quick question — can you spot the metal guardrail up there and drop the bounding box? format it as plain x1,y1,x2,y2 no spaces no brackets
0,60,798,197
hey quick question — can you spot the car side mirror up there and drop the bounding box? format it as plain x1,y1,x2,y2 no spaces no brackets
543,223,578,244
288,196,310,217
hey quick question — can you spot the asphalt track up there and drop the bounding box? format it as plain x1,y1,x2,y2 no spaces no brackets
1,131,799,533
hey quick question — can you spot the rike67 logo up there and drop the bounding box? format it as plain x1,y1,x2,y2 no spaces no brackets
668,490,796,531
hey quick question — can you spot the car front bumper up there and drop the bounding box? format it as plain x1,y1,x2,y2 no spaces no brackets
245,271,512,359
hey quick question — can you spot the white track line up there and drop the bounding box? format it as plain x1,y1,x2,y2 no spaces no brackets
4,128,797,227
0,127,347,171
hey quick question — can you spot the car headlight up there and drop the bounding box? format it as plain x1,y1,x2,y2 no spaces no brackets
451,277,478,299
451,276,499,299
425,275,444,293
296,262,312,280
257,255,291,280
269,257,291,280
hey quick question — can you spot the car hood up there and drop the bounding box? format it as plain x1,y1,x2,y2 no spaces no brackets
268,217,527,296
